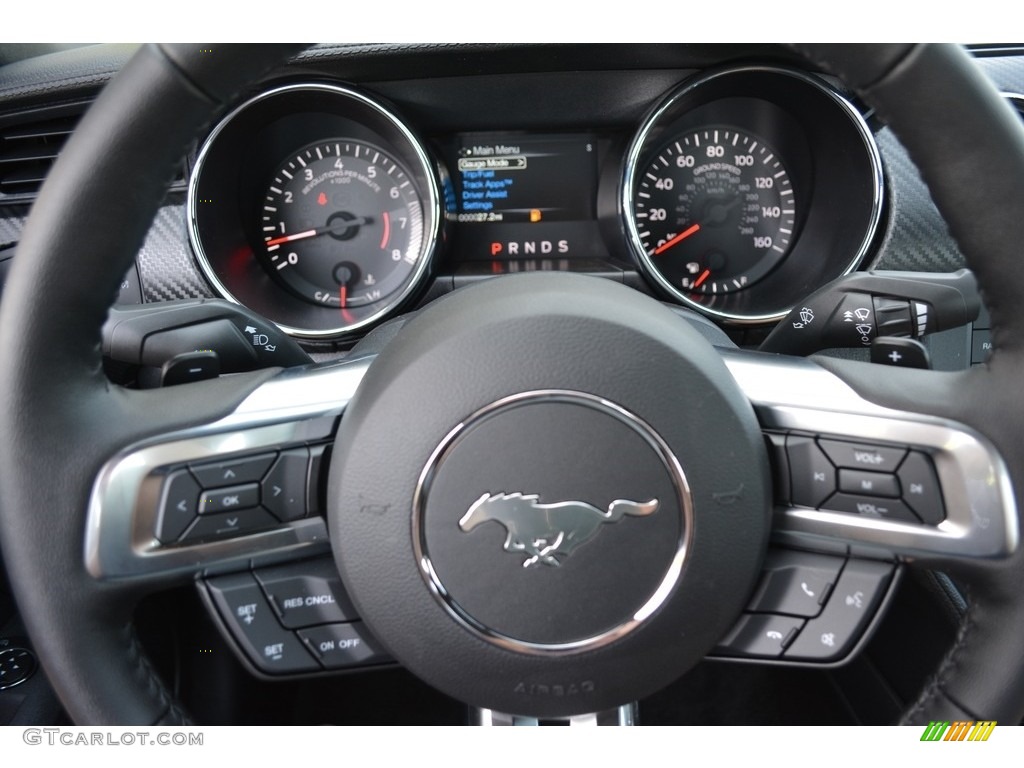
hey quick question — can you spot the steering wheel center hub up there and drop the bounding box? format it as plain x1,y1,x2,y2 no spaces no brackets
329,272,771,716
415,389,690,651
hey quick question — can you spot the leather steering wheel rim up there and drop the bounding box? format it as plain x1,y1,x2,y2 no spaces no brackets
1,43,1023,725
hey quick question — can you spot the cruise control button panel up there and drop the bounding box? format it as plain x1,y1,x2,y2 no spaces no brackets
147,442,330,546
774,431,948,525
714,548,896,665
204,558,391,677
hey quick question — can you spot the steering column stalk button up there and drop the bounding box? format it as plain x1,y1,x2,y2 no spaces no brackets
784,559,894,662
206,573,318,674
786,435,836,508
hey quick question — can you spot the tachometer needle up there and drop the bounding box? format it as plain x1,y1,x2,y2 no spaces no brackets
653,223,701,255
265,216,375,248
265,229,317,247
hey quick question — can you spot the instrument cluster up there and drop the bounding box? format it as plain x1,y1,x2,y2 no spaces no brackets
188,65,884,340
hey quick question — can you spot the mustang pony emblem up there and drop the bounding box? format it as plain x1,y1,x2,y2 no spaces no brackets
458,492,659,568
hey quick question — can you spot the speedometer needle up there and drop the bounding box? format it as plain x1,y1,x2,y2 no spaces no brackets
653,223,701,255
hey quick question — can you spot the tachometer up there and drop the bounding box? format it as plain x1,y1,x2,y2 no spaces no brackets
634,126,796,295
261,139,424,323
188,83,441,340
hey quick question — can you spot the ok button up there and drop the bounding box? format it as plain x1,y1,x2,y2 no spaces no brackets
199,483,260,515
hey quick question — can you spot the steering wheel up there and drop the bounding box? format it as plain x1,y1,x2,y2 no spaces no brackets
1,43,1023,725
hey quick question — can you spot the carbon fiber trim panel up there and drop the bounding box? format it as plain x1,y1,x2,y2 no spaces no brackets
868,55,1024,274
0,206,26,249
136,202,214,302
976,55,1024,93
869,129,966,273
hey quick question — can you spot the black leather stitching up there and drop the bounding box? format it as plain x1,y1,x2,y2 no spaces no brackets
122,623,193,727
901,585,978,723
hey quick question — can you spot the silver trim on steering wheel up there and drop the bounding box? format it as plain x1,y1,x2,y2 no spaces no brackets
723,351,1018,559
85,349,1017,582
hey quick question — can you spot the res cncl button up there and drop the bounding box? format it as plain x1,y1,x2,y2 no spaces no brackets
255,559,359,629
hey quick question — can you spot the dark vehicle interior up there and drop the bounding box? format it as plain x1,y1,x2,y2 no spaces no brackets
0,42,1023,726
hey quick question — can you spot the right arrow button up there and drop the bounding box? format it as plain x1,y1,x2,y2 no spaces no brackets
261,447,310,522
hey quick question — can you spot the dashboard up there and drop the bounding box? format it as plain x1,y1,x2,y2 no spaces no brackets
4,42,1015,360
0,43,1015,363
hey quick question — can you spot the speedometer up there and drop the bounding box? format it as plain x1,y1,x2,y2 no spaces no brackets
622,66,884,324
634,126,796,295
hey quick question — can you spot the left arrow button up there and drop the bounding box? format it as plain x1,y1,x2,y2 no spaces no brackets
156,469,201,543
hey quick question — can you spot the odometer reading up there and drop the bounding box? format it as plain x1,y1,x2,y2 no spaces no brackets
261,139,424,323
633,126,796,295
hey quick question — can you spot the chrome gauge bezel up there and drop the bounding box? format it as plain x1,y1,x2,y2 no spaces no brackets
188,83,441,340
622,65,884,324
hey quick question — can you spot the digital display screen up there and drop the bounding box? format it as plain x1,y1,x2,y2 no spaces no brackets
447,133,607,261
454,134,595,223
